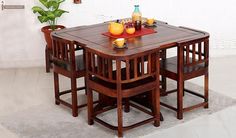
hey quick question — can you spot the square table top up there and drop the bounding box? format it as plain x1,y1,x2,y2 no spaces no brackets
53,20,209,58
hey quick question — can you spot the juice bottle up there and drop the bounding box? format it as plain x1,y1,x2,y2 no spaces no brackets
132,5,142,31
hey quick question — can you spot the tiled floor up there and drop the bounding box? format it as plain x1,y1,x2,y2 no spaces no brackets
0,55,236,138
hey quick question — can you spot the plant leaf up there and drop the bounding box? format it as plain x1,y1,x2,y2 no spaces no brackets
47,0,59,10
58,0,65,4
39,0,49,8
46,11,56,20
38,16,49,23
32,0,68,26
32,6,46,16
53,9,68,17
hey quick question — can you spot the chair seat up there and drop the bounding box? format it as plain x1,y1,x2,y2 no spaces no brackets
161,56,205,74
92,76,156,90
89,75,156,98
53,55,84,71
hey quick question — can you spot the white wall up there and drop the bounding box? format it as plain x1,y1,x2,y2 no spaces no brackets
0,0,236,68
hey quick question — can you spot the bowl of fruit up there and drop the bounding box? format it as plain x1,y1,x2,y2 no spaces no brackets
125,22,136,35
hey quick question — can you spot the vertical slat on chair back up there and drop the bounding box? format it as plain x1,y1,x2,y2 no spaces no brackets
182,37,209,68
52,36,76,71
86,49,158,84
124,52,157,83
86,50,115,83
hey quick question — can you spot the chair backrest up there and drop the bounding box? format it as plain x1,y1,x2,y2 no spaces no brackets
85,48,159,87
178,36,209,74
52,35,83,72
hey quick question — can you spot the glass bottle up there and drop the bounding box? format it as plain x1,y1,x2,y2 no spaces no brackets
132,5,142,31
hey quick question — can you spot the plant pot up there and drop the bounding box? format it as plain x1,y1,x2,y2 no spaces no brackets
41,25,65,49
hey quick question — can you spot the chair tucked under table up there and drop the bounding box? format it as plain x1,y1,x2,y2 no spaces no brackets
51,35,87,117
160,34,209,119
85,47,161,137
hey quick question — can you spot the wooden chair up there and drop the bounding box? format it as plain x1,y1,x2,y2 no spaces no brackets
51,35,87,117
160,35,209,119
85,48,161,137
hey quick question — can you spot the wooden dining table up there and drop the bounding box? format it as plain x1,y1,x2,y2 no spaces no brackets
51,18,209,115
52,20,208,60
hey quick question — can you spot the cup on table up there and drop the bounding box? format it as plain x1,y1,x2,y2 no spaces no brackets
146,18,155,26
114,38,125,48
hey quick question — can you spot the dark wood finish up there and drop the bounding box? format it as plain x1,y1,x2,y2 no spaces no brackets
52,35,93,117
85,47,160,137
52,21,208,58
51,19,209,135
160,49,167,96
42,25,65,73
45,45,52,73
160,35,209,119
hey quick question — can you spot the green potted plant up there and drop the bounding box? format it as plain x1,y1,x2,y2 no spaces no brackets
32,0,68,49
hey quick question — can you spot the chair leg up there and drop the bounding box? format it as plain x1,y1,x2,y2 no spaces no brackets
117,95,123,137
124,98,130,113
53,72,60,105
87,87,94,125
45,46,50,73
160,49,167,96
71,77,78,117
152,89,160,127
161,76,167,96
160,112,164,121
177,80,184,120
204,73,209,108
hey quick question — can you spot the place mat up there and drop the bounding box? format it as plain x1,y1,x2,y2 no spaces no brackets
102,27,157,39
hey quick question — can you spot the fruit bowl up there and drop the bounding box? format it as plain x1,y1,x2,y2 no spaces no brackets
125,22,136,35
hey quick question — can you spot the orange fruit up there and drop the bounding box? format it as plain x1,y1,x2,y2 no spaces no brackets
126,27,135,34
